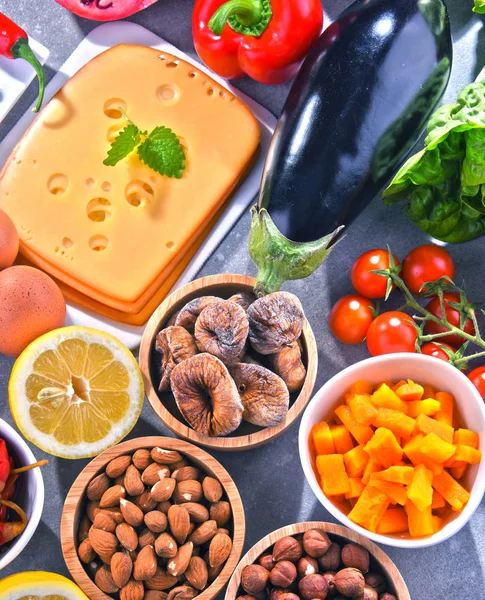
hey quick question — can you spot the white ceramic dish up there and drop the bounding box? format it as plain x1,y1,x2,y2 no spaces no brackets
0,418,44,569
299,353,485,548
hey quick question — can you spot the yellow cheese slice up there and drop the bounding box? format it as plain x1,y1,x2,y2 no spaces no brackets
0,45,260,306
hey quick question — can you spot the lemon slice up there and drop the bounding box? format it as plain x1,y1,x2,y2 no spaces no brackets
9,326,144,459
0,571,89,600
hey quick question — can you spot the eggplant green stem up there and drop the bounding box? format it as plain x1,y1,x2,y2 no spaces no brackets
209,0,273,37
12,38,45,112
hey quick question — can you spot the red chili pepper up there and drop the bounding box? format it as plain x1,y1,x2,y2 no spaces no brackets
0,472,18,522
0,440,10,495
0,12,45,111
192,0,323,85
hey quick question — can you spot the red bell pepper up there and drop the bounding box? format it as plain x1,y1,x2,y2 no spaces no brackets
192,0,323,85
0,12,45,111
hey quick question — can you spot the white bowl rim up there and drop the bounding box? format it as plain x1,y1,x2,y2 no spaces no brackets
0,418,45,569
298,353,485,548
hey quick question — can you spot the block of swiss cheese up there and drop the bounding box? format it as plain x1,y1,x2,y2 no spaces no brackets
0,44,260,308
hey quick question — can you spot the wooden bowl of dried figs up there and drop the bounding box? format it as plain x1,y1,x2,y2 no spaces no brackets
60,436,245,600
139,274,318,451
225,522,411,600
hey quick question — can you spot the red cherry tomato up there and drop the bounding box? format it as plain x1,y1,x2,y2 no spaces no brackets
366,311,417,356
468,366,485,398
402,244,455,294
329,295,375,345
424,293,475,346
351,249,400,299
421,342,456,362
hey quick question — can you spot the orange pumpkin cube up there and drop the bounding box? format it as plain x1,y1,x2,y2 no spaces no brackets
348,380,373,396
370,465,415,485
403,434,444,475
434,392,454,427
362,459,381,485
330,425,354,454
369,479,408,506
376,507,408,534
407,464,433,511
395,380,424,402
348,394,378,426
371,384,408,413
345,477,365,499
312,422,336,456
372,408,416,438
450,464,468,481
431,490,446,509
420,433,456,463
453,429,479,448
432,515,443,533
406,399,441,418
364,428,403,469
317,454,351,496
445,445,482,466
416,414,454,444
343,445,369,479
348,486,390,532
335,405,374,445
422,385,436,399
405,500,434,537
432,470,470,512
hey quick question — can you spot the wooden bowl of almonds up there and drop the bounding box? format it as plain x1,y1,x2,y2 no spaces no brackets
139,274,318,451
60,436,245,600
225,522,410,600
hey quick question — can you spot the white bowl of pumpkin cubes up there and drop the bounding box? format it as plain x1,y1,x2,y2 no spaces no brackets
299,353,485,548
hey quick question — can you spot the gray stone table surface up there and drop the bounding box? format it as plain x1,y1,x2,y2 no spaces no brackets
0,0,484,598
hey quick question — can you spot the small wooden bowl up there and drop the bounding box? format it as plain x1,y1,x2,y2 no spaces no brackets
139,274,318,451
226,522,410,600
61,436,246,600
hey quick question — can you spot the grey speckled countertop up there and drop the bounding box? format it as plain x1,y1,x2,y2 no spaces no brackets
0,0,484,598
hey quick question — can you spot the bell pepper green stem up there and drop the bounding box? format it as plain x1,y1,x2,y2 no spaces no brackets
11,38,45,112
209,0,273,37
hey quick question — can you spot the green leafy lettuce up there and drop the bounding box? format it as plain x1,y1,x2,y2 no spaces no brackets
383,80,485,243
474,1,485,14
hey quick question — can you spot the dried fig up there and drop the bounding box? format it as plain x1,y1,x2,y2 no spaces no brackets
156,327,199,392
229,291,256,311
171,354,243,436
194,301,248,365
271,341,306,392
230,363,289,427
175,297,225,333
247,292,305,355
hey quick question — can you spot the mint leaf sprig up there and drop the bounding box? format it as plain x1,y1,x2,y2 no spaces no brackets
103,112,186,179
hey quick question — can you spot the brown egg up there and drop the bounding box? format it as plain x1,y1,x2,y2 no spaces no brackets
0,209,19,270
0,266,66,357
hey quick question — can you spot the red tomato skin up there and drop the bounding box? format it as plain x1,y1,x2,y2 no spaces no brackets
351,249,400,299
421,342,456,362
402,245,455,294
424,293,474,346
329,295,375,345
468,366,485,398
366,311,417,356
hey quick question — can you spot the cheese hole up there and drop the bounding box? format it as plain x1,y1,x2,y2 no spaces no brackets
125,180,154,208
48,174,69,195
189,71,197,78
86,178,95,187
62,237,73,248
101,181,111,192
157,84,180,105
103,98,127,119
87,197,112,222
89,235,109,252
207,88,214,97
107,123,125,143
166,241,174,249
165,60,180,69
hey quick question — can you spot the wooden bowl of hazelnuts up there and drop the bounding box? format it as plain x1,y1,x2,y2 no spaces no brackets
60,436,245,600
225,522,410,600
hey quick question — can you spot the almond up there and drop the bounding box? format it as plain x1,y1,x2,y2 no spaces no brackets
99,484,126,508
155,532,178,558
167,585,198,600
174,480,203,504
209,501,232,527
167,504,190,544
189,520,217,546
167,541,194,576
202,477,223,503
146,591,169,600
120,498,144,527
209,533,232,567
135,490,158,513
79,516,91,541
116,522,139,552
185,556,209,590
92,512,117,533
111,551,133,588
139,527,157,548
145,510,168,533
132,448,153,470
120,579,144,600
183,502,209,523
142,463,171,486
97,507,124,524
95,565,119,593
87,473,110,501
158,500,172,514
106,455,132,478
86,500,99,522
151,478,176,502
114,474,127,486
151,447,183,464
172,466,200,482
216,527,230,536
145,566,178,591
171,458,189,471
124,465,145,496
133,544,158,581
78,538,96,564
89,528,118,560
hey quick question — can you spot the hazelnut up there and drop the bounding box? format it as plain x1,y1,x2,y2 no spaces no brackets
270,587,292,600
242,564,270,594
298,574,329,600
302,530,331,558
259,553,275,571
280,595,300,600
322,572,336,597
297,556,319,579
379,595,397,600
273,536,303,563
270,561,297,587
365,573,386,595
341,543,369,574
333,568,365,597
318,543,341,572
361,585,379,600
